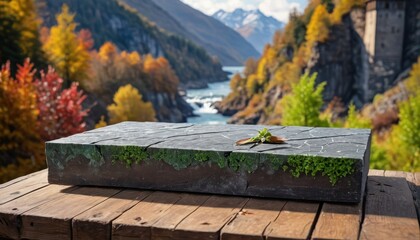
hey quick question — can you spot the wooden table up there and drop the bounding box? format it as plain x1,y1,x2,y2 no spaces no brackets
0,169,419,240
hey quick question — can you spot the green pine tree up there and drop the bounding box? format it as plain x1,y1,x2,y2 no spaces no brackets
280,72,327,127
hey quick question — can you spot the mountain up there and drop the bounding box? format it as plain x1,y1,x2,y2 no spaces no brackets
146,0,260,66
213,9,284,53
36,0,227,89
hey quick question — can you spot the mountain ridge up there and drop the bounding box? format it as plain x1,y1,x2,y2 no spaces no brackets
213,8,284,53
148,0,260,65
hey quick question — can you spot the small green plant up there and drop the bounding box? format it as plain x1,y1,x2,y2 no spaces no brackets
236,128,286,146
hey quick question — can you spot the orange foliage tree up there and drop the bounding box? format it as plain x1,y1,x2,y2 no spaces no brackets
143,55,179,94
0,59,44,182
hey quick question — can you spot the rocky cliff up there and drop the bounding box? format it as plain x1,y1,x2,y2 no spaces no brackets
217,1,419,125
307,9,369,107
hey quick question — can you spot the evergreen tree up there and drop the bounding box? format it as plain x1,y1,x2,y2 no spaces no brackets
280,73,327,127
107,84,156,124
344,103,371,129
43,4,90,87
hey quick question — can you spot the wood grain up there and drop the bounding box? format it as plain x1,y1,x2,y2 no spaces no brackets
360,170,420,240
0,169,46,189
171,195,248,240
311,202,362,240
151,194,210,239
72,190,151,240
112,191,183,239
265,201,320,240
0,170,48,205
221,198,286,240
0,184,76,239
20,187,120,240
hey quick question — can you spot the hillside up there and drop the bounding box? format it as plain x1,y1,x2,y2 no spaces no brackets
149,0,260,66
37,0,227,89
213,9,284,53
216,0,420,124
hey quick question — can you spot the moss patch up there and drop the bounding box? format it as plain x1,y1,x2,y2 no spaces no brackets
227,152,259,173
287,155,355,185
110,145,148,167
46,143,105,169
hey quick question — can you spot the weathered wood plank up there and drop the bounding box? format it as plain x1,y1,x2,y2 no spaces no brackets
151,194,210,239
220,198,286,240
165,195,248,240
265,201,320,240
112,191,183,239
0,184,76,239
311,202,362,240
72,190,151,240
46,122,371,203
360,170,420,240
20,187,120,240
0,170,48,205
0,169,46,189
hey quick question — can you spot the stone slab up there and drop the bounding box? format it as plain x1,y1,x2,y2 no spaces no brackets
46,122,371,203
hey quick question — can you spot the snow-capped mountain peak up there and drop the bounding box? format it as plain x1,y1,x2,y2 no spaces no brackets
212,8,284,53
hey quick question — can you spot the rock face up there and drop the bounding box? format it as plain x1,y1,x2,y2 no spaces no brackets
37,0,227,89
46,122,371,203
307,11,369,107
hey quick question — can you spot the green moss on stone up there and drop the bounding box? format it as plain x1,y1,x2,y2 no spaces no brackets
287,155,355,185
46,143,105,170
263,154,287,171
111,145,148,167
227,152,259,173
152,149,194,170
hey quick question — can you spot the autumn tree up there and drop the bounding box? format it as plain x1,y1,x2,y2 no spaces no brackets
306,5,330,45
43,4,91,87
143,55,179,94
280,73,327,127
0,0,44,71
0,59,44,182
35,67,88,141
107,84,156,124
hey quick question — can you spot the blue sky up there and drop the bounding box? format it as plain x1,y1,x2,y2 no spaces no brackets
181,0,308,22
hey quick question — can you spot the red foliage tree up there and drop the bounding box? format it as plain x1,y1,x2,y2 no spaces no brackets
35,67,88,141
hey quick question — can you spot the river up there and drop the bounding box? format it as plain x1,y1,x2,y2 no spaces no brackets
185,66,244,124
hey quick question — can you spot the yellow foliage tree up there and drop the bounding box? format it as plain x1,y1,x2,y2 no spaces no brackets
107,84,156,124
43,4,90,87
331,0,365,24
306,5,330,45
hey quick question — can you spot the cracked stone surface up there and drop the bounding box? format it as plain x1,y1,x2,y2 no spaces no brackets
49,121,371,159
46,121,372,203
